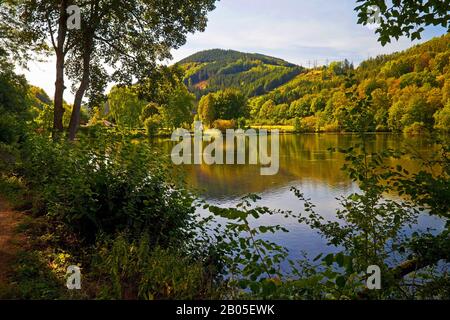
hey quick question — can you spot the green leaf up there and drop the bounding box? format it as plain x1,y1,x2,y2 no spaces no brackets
336,276,346,288
323,253,334,266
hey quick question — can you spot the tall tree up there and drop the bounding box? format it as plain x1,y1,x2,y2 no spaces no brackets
2,0,217,139
2,1,77,137
159,84,195,130
64,0,217,140
198,93,216,126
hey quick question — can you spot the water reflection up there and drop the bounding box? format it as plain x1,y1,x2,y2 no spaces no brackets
154,133,445,260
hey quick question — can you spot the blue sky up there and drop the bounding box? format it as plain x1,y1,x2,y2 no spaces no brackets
23,0,447,102
171,0,446,66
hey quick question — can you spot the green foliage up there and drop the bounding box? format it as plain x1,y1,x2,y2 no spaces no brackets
403,122,428,135
212,119,237,131
159,84,195,129
329,60,354,76
144,116,161,137
293,117,302,133
109,86,147,129
237,117,247,129
179,49,303,98
93,234,219,299
140,102,161,123
4,0,218,139
198,88,248,125
0,251,68,300
107,66,195,131
198,93,216,126
434,101,450,132
388,86,439,131
0,58,30,144
200,131,450,299
205,194,296,298
20,132,198,245
248,34,450,132
32,101,81,132
355,0,450,45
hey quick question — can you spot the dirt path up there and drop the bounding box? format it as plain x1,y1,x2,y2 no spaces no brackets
0,197,25,284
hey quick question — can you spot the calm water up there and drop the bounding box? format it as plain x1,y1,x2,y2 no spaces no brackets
155,133,445,260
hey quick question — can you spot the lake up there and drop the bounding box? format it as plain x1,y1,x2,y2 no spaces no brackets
155,133,445,261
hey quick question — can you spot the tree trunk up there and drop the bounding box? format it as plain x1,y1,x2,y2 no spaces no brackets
68,50,91,141
52,0,68,138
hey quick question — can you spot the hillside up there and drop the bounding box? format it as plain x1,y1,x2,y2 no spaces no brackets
177,49,304,98
247,33,450,133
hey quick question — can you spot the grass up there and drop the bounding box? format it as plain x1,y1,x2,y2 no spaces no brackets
250,125,295,132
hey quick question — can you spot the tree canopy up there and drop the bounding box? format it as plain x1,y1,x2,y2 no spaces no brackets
2,0,217,139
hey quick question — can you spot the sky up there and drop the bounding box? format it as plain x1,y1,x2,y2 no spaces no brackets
21,0,447,103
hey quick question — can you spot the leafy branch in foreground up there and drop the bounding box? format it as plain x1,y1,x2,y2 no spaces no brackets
204,133,450,299
355,0,450,45
205,194,295,298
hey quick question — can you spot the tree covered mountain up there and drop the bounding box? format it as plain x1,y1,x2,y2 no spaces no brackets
245,33,450,133
177,49,304,98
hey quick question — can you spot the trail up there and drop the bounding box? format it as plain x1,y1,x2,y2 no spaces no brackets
0,197,25,284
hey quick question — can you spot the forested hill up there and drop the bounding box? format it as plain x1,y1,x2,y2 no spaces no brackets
177,49,304,98
247,33,450,133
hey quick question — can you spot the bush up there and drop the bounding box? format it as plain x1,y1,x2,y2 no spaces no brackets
20,132,197,245
293,117,301,133
322,122,340,132
212,119,237,132
93,234,219,299
237,117,246,129
403,121,428,135
301,116,318,132
144,116,161,137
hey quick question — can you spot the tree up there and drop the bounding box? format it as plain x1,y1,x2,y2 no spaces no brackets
355,0,450,45
0,57,30,144
325,91,351,130
198,93,216,127
370,88,391,130
390,86,436,130
258,99,275,119
1,1,71,136
108,86,146,129
310,94,327,113
289,96,312,118
140,102,161,124
434,101,450,132
0,2,44,66
66,0,217,140
213,88,247,120
293,117,301,133
159,84,195,129
144,115,161,137
197,88,247,125
4,0,217,139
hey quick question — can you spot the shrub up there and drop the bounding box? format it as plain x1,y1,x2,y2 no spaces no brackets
301,116,318,133
403,121,428,135
293,117,301,133
322,121,340,132
237,117,246,129
93,234,220,299
20,132,197,245
212,119,237,132
144,116,161,137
